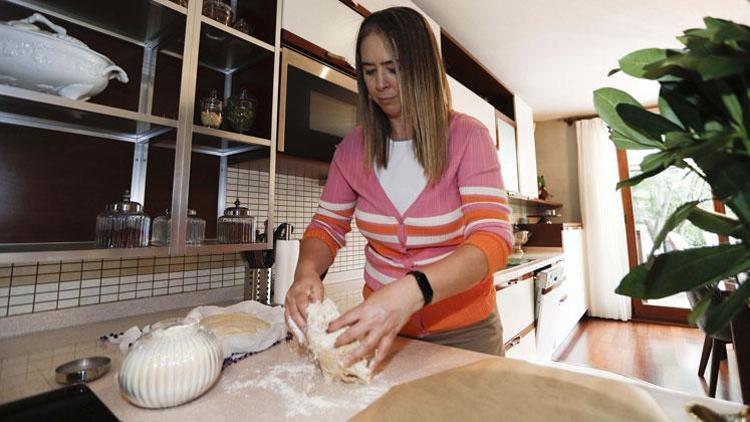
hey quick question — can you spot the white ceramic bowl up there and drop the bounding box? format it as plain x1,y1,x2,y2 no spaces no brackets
118,318,223,408
0,13,128,101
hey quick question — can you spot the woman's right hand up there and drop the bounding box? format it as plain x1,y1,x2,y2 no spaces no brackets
284,271,324,334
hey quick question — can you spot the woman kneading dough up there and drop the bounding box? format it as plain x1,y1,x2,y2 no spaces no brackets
285,7,512,373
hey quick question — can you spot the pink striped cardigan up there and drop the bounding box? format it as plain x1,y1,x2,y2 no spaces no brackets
303,113,512,336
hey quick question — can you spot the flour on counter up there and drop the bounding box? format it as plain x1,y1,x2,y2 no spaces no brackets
220,359,388,418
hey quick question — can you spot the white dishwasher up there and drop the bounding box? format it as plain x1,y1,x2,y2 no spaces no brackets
535,261,566,360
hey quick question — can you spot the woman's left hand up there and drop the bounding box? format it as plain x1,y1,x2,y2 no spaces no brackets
327,275,424,371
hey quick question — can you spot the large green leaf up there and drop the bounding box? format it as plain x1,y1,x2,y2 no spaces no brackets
659,84,702,131
616,245,750,299
639,150,677,173
704,275,750,335
697,153,750,226
619,49,669,78
687,207,742,236
708,79,745,127
615,166,666,190
593,88,664,149
696,56,747,80
611,130,655,150
617,104,683,140
649,201,700,257
676,130,732,160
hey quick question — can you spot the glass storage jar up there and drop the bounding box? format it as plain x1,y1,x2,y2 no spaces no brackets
200,90,223,129
202,0,233,25
226,88,257,134
151,209,206,246
95,190,151,248
217,199,255,243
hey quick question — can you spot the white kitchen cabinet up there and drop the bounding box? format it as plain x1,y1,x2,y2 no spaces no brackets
282,0,363,66
495,273,535,344
448,76,497,146
496,113,519,194
357,0,441,46
505,328,537,361
557,227,587,346
514,95,538,198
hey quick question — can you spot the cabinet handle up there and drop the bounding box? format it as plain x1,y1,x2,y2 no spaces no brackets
559,294,568,304
508,280,518,286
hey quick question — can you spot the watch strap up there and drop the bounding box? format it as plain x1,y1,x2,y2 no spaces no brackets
407,270,433,306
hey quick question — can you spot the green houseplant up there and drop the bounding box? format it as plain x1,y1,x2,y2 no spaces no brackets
593,17,750,334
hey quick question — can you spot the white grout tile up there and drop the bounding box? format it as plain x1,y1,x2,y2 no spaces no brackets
118,292,135,300
80,296,99,306
33,301,57,312
9,285,34,296
58,290,79,300
8,304,32,316
34,292,57,303
0,297,7,307
59,280,80,291
101,294,118,303
80,287,99,297
9,294,34,306
35,283,58,293
100,286,118,295
153,273,168,281
57,299,79,309
153,280,167,289
101,277,119,286
153,288,167,296
0,287,8,297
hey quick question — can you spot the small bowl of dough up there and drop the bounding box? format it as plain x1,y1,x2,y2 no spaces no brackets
118,318,223,408
187,300,287,358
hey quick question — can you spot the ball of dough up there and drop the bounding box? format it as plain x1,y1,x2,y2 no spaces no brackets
306,299,372,383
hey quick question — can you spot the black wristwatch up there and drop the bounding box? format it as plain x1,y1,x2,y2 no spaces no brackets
407,270,433,306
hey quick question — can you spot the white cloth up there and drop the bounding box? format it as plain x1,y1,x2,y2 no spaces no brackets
374,139,427,215
576,118,631,321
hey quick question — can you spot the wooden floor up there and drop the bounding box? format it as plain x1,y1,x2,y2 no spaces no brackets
553,317,743,403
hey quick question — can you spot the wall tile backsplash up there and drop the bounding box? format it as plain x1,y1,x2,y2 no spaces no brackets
0,158,367,320
0,155,529,320
226,159,367,274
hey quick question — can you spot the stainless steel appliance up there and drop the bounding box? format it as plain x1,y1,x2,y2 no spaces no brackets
278,47,359,162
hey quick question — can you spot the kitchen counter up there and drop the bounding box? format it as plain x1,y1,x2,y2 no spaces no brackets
0,305,746,421
493,247,564,284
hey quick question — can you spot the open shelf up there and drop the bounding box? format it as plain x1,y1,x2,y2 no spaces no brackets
0,243,170,265
185,240,271,256
193,125,271,148
161,20,275,74
509,195,563,209
6,0,187,46
0,85,177,143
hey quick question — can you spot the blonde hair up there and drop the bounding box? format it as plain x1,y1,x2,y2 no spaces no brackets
355,7,452,183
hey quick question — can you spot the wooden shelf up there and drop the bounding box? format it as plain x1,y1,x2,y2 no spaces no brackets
509,196,563,208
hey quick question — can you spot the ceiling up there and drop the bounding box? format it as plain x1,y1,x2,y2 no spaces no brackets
412,0,750,121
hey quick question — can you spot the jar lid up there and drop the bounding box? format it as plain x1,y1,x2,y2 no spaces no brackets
229,88,256,106
223,199,250,217
161,208,197,216
111,190,143,214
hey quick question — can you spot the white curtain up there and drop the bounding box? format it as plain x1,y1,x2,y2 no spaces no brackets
576,118,631,321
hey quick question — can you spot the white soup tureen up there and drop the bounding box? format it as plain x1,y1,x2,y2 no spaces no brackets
0,13,129,100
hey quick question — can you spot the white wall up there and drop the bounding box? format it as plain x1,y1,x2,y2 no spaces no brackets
535,121,581,222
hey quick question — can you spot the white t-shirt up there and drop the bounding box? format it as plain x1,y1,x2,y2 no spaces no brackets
374,139,427,215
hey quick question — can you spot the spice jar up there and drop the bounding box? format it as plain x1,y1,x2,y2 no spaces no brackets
151,209,206,246
202,0,233,26
226,88,257,134
217,199,255,244
95,190,151,248
200,90,223,128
